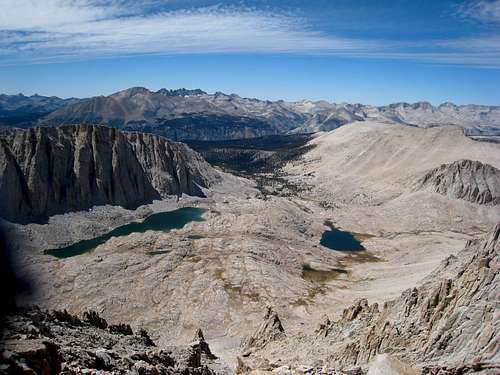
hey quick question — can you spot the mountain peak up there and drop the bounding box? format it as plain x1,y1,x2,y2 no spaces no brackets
156,88,207,97
439,101,457,108
412,101,433,110
112,87,151,97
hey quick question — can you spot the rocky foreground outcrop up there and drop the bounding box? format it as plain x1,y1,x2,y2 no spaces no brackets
241,223,500,374
0,308,223,374
0,125,220,223
325,223,500,370
417,160,500,205
241,307,285,354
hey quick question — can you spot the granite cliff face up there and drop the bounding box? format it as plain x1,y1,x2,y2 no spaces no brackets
417,160,500,205
0,125,220,223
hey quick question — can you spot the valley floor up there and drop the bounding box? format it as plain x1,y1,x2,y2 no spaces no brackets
4,121,500,372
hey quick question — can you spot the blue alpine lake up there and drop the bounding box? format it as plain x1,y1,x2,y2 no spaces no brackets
320,220,365,251
45,207,206,258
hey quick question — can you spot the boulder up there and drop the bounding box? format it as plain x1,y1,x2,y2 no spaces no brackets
367,354,418,375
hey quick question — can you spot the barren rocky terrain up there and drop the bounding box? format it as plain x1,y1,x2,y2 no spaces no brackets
240,223,500,373
2,121,499,374
1,307,228,374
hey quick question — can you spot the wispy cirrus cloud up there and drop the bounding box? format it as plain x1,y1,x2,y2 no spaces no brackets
457,0,500,23
0,1,379,63
0,0,499,68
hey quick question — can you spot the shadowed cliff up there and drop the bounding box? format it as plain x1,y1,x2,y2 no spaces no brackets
0,125,220,223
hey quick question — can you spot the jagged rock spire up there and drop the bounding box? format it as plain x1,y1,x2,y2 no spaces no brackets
193,328,205,342
316,314,331,337
242,306,285,353
190,328,217,360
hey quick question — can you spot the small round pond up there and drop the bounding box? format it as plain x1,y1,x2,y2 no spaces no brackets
320,220,366,251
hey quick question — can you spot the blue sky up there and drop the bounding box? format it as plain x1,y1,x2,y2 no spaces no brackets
0,0,499,105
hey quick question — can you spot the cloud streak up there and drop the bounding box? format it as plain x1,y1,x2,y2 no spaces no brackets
1,0,499,68
458,0,500,23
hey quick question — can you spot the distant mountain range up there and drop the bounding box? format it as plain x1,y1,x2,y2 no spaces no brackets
0,93,83,128
1,88,499,140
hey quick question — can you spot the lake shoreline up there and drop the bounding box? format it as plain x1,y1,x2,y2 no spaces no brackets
44,207,207,258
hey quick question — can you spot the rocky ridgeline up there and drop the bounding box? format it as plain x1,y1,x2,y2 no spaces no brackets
417,160,500,205
40,88,306,141
0,125,220,223
0,308,220,374
324,223,499,371
3,89,498,140
238,224,500,374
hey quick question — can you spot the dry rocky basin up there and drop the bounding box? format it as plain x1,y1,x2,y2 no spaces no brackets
2,121,499,373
